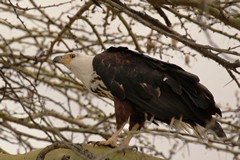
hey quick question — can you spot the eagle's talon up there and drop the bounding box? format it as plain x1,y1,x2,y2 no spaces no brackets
87,141,101,147
120,145,138,151
87,140,117,148
87,141,93,144
131,145,138,151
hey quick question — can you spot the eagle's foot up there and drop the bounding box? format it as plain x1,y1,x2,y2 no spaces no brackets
118,144,138,152
129,145,138,151
87,140,118,148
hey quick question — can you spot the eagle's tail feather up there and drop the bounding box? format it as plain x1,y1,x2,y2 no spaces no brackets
191,119,226,139
206,118,226,138
209,121,226,138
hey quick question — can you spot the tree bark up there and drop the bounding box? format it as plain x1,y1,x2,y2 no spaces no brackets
0,143,163,160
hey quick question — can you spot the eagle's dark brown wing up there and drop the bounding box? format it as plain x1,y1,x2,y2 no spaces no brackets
92,47,226,137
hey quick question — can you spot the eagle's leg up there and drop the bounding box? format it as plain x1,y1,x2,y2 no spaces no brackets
92,98,132,147
121,123,139,146
121,111,145,146
95,121,126,147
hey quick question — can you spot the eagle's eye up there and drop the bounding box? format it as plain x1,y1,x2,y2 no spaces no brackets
70,54,76,59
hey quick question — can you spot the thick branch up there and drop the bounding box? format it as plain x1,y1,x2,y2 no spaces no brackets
147,0,240,31
0,143,163,160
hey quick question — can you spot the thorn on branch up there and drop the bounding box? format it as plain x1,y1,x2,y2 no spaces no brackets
226,69,240,88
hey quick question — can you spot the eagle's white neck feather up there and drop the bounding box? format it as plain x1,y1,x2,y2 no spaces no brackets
64,52,112,98
65,53,94,89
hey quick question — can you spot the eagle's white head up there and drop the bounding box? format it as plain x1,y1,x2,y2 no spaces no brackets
53,52,94,88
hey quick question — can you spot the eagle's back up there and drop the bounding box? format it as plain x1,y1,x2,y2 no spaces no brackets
92,46,225,137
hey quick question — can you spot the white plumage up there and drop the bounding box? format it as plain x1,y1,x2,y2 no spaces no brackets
63,52,112,98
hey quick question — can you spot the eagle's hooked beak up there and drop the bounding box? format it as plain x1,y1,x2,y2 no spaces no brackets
53,56,63,63
53,54,74,65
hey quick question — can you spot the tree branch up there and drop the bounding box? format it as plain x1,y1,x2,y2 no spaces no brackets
147,0,240,30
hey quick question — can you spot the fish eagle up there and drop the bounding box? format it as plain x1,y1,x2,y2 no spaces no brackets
53,46,226,147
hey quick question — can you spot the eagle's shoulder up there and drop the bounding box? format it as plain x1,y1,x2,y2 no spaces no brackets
93,46,143,68
105,46,140,55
